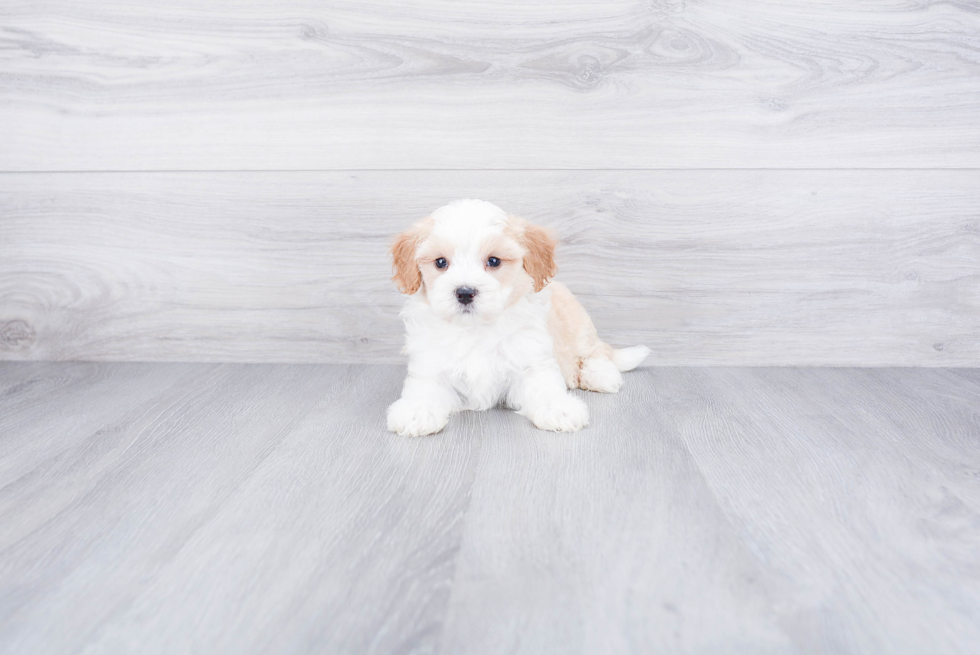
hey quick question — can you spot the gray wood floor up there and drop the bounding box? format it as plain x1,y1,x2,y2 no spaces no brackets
2,363,978,654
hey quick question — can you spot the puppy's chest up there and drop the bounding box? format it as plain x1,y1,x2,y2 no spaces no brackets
447,337,519,408
437,324,549,409
405,295,555,408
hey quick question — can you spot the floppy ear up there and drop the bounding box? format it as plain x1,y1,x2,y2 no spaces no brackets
390,226,423,294
522,223,558,292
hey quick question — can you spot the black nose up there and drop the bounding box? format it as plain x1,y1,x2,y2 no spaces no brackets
455,286,477,305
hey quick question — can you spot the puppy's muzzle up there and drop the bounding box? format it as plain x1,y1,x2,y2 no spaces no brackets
455,286,478,306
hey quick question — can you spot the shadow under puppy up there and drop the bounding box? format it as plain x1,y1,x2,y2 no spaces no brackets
387,199,649,436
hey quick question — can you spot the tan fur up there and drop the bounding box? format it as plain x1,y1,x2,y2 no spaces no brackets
390,218,433,294
509,218,557,292
546,281,614,390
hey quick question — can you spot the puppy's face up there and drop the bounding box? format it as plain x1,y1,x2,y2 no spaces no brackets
390,200,557,323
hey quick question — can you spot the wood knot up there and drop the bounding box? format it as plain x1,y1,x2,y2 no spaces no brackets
0,319,36,351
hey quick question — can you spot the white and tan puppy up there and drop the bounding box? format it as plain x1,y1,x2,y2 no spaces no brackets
387,199,649,436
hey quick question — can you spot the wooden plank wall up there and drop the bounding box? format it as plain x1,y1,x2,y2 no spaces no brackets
1,1,978,364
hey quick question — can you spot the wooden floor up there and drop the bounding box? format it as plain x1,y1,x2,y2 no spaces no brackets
1,363,978,653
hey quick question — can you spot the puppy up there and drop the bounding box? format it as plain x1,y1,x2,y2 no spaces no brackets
386,199,649,436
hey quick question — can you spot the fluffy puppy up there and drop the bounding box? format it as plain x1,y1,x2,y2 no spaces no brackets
386,199,649,436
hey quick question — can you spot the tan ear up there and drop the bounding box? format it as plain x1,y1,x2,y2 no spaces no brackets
390,226,423,294
522,223,558,292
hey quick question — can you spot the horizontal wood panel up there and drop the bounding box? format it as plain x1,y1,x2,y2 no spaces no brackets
2,0,979,170
1,170,977,365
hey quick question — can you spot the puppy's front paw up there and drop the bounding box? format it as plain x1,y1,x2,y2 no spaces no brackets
529,396,589,432
387,399,449,437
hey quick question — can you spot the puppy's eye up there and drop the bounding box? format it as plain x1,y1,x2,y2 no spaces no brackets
487,256,501,268
434,257,448,269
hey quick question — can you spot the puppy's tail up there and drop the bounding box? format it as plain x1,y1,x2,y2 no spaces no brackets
611,345,650,372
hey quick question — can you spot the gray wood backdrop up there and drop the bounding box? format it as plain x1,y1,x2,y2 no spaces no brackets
1,0,978,365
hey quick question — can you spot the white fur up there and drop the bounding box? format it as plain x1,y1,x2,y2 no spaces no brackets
612,345,651,372
423,201,514,325
388,284,588,436
579,356,624,393
387,200,609,437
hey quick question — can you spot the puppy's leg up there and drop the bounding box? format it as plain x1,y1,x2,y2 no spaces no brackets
508,365,589,433
387,375,458,437
578,355,624,393
547,281,648,393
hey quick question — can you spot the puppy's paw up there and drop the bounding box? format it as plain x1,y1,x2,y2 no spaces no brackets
387,399,449,437
579,356,624,393
529,396,589,432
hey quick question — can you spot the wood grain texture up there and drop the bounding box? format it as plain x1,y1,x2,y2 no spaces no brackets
654,367,980,653
2,0,980,170
1,362,979,653
0,363,482,654
437,372,790,654
1,170,977,365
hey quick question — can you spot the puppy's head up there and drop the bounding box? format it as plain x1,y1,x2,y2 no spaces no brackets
390,200,557,323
